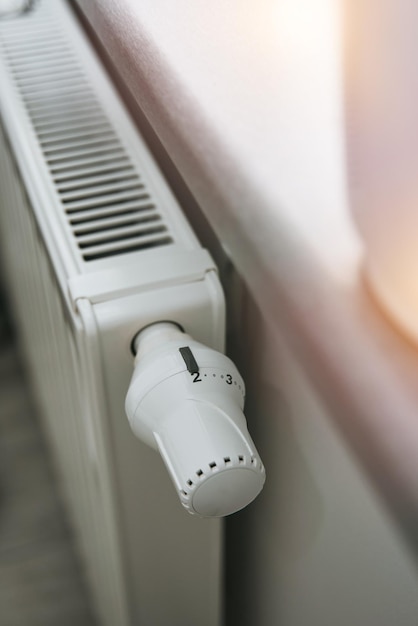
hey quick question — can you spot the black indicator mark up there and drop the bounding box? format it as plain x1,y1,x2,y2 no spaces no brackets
179,347,201,382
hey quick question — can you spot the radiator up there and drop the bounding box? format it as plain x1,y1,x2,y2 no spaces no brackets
0,1,224,624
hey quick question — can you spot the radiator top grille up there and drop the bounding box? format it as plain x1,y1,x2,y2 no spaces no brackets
0,6,175,263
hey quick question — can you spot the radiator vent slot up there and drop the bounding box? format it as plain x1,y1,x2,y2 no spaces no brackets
0,12,174,263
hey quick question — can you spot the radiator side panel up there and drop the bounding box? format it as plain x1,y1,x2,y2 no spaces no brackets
91,286,224,625
0,123,130,625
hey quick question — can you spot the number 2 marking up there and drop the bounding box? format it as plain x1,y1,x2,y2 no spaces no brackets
192,372,202,383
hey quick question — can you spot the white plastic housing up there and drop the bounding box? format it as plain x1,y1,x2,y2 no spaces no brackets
125,323,265,517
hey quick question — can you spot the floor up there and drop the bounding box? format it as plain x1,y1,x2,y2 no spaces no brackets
0,312,97,625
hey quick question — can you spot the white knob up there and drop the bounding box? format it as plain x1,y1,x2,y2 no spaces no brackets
125,323,265,517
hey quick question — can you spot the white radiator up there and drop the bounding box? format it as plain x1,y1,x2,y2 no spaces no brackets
0,1,224,624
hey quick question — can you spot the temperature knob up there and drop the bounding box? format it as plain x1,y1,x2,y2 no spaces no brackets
125,322,265,517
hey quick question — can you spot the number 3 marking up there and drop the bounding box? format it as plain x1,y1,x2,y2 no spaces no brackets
226,374,233,385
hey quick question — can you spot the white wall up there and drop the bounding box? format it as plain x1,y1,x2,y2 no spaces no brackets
224,279,418,626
